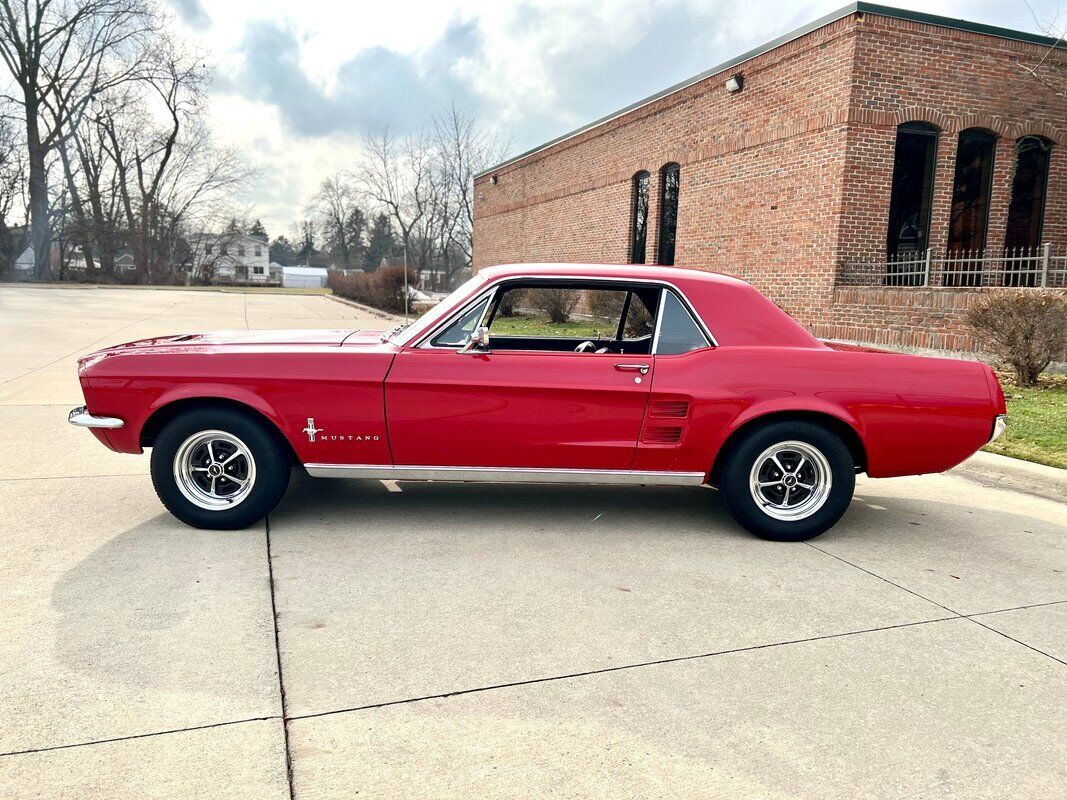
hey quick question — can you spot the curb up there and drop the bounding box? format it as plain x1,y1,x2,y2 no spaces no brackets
326,294,405,323
950,450,1067,504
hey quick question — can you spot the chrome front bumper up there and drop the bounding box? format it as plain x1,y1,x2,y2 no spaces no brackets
68,406,124,429
989,414,1007,443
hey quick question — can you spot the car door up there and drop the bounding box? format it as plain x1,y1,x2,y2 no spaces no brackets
384,283,655,471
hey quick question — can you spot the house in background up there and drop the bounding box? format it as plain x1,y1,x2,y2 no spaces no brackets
269,262,284,283
474,3,1067,356
189,232,270,283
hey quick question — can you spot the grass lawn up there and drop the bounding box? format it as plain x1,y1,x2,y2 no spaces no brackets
983,374,1067,469
490,314,615,338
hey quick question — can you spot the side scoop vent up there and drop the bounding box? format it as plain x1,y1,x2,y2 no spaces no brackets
642,425,684,444
649,399,690,419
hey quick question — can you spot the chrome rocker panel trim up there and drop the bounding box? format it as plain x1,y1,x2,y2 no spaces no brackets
304,463,707,486
68,406,125,429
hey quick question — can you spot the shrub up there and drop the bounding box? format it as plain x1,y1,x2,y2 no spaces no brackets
527,287,580,323
965,290,1067,386
328,266,419,315
586,289,626,323
497,288,524,317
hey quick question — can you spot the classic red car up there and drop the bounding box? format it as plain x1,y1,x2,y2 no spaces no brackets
70,264,1007,540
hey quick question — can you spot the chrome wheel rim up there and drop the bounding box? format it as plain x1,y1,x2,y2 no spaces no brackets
173,430,256,511
748,440,832,521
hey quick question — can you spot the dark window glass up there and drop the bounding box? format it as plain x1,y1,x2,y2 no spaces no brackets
886,122,938,265
656,291,709,355
1005,136,1052,252
657,163,680,266
948,129,997,254
629,171,650,263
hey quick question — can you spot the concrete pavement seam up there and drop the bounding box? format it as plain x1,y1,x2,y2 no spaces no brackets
805,543,1067,667
285,615,960,723
0,715,281,759
265,514,297,800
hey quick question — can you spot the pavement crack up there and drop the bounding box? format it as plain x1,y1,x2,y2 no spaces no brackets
0,716,281,758
286,615,958,724
266,514,297,800
804,542,960,615
805,543,1067,667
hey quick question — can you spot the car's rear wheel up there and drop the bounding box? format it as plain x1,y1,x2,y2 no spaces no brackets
719,420,855,541
150,407,290,529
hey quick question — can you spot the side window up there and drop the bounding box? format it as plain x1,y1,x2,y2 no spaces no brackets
656,291,710,355
489,286,625,339
431,295,491,347
622,293,655,338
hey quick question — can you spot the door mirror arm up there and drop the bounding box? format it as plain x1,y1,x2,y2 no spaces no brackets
458,326,491,355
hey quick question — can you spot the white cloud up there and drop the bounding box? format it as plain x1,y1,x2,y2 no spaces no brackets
185,0,1062,234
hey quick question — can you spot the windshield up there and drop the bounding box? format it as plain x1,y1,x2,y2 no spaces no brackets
385,273,489,344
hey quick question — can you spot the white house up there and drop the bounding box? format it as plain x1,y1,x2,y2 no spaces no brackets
190,232,270,283
282,265,328,288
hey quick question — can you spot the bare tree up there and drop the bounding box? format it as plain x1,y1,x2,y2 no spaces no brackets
309,174,365,269
1020,4,1066,97
355,128,438,275
432,105,509,272
0,0,158,278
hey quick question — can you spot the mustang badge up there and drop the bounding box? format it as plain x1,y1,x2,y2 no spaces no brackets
302,417,380,444
303,418,323,442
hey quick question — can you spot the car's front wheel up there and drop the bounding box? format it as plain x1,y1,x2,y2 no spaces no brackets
719,420,855,541
150,407,291,529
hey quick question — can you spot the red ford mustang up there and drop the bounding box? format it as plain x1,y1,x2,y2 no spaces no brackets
70,264,1007,540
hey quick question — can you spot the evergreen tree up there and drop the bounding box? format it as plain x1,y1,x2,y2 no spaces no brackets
363,213,396,272
269,235,296,266
248,219,268,241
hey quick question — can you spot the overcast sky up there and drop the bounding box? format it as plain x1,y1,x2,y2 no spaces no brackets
175,0,1062,236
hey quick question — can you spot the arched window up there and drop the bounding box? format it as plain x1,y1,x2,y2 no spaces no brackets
1005,136,1052,252
656,163,680,266
886,122,938,265
948,128,997,253
629,171,650,264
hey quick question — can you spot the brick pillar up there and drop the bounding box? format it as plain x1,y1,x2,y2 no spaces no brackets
985,136,1015,253
927,130,958,255
646,168,661,265
1042,142,1067,246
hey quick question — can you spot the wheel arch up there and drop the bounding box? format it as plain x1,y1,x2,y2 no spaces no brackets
708,410,867,486
139,396,298,464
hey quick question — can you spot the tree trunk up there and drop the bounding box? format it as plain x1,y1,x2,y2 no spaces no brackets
24,105,51,281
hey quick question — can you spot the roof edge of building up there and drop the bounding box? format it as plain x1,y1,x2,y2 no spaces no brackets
475,2,1064,180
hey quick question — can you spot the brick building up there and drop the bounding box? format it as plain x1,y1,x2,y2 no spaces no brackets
472,3,1067,355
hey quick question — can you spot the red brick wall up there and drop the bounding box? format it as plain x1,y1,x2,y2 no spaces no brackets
473,10,1067,353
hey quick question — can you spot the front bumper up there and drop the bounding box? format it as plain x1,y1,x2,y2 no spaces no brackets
68,406,124,429
989,414,1007,443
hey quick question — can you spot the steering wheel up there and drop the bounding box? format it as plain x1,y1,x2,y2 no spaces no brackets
574,341,596,353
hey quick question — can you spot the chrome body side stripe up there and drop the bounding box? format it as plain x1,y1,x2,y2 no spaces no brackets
304,464,706,486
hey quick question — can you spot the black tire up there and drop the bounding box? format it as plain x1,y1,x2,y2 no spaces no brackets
719,420,855,541
150,407,291,530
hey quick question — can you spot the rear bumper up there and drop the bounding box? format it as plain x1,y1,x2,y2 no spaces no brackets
68,406,125,429
989,414,1007,443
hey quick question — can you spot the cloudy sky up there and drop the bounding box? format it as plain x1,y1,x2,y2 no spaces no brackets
174,0,1062,236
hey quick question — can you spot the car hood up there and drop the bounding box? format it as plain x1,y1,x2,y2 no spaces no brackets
97,329,388,350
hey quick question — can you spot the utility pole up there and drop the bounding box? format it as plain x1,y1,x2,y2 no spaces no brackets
402,245,409,320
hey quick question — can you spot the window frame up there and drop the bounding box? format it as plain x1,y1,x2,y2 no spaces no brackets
411,276,717,353
885,121,939,259
656,163,681,266
947,127,998,254
1005,135,1053,252
629,171,650,264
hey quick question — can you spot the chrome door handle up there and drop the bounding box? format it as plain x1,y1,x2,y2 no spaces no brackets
614,363,650,375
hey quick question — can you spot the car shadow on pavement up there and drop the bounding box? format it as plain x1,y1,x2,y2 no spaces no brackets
272,472,743,540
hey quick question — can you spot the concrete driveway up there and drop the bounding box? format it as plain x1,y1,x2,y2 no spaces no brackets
1,285,1064,799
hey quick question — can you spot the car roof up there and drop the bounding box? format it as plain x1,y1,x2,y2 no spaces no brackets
478,262,751,287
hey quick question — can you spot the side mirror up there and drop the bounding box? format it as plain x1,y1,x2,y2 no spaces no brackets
458,326,490,354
